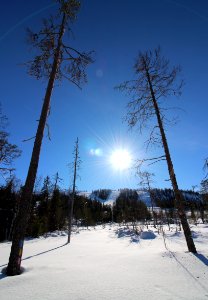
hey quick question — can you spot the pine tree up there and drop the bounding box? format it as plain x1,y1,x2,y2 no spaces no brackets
7,0,93,276
0,180,17,241
49,188,62,232
117,47,196,253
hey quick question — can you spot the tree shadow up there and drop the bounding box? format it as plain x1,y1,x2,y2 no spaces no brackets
0,272,6,280
194,253,208,266
169,251,208,293
0,243,67,280
22,243,67,261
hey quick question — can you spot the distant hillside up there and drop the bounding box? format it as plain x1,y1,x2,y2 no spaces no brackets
78,188,202,208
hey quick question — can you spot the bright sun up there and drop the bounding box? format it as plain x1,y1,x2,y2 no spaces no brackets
110,149,132,171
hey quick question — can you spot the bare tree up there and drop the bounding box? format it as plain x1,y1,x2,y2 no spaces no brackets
67,137,80,244
6,0,93,276
137,171,156,228
117,47,196,253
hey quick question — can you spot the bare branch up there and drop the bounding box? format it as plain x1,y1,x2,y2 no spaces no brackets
134,155,166,172
22,136,36,142
63,44,84,57
0,167,15,171
148,158,166,166
61,73,82,89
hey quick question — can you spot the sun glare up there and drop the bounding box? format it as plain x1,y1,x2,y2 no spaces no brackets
110,149,132,171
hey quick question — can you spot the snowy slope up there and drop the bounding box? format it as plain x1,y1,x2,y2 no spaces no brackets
77,191,92,199
104,190,120,205
78,191,107,203
78,190,151,207
78,190,121,205
0,224,208,300
137,190,151,206
104,189,154,207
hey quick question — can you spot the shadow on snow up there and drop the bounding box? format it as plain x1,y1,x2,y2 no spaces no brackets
0,243,67,280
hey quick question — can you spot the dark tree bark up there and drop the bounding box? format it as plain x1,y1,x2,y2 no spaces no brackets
6,14,66,276
7,0,93,276
145,67,196,253
117,47,197,253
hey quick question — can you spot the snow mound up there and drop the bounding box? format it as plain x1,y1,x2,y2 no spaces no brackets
191,230,202,239
47,231,67,237
130,236,140,243
169,231,183,237
116,228,134,238
116,228,156,241
140,230,156,240
116,227,140,243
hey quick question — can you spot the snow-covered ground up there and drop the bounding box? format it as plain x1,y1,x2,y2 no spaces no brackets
0,224,208,300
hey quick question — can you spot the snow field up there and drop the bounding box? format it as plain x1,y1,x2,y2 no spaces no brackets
0,224,208,300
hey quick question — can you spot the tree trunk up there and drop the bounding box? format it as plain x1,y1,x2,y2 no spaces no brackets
147,179,156,228
67,138,78,244
6,14,66,276
149,194,155,227
146,69,197,253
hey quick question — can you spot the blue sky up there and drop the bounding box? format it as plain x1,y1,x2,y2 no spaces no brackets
0,0,208,191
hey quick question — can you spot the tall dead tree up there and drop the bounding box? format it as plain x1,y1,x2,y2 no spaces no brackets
7,0,93,276
67,137,80,244
117,47,196,253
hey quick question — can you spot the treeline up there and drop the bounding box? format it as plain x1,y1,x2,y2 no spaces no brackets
152,188,201,207
111,187,208,229
0,177,112,242
1,182,208,242
0,180,17,242
152,188,207,222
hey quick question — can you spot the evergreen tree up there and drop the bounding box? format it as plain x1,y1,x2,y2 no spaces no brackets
113,189,150,225
0,180,17,241
200,179,208,221
48,188,62,231
37,176,52,234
